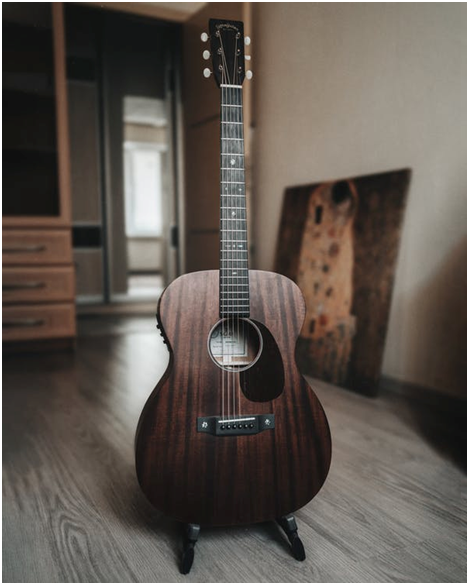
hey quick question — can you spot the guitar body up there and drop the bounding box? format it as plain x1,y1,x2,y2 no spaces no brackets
135,269,331,526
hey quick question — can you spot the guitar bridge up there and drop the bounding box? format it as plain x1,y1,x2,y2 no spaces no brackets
197,414,275,436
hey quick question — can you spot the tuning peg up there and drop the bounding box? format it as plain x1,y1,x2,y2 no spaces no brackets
201,32,209,42
245,55,251,61
244,36,251,46
203,68,212,78
203,50,210,60
246,70,253,80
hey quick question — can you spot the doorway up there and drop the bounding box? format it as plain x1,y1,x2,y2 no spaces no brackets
123,96,169,300
66,5,181,308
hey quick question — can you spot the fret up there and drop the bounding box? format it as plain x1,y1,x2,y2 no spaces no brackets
220,313,250,317
218,282,249,290
220,298,250,301
221,137,243,141
221,121,243,125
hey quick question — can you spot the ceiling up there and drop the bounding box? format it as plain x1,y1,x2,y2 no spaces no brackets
146,2,206,17
87,2,207,22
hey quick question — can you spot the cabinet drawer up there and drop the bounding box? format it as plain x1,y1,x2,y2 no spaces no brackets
3,229,72,265
3,267,75,304
3,303,76,341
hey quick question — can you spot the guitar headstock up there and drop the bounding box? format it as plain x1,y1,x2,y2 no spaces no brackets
201,19,252,87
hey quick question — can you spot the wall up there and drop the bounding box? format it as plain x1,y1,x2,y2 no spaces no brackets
252,3,466,396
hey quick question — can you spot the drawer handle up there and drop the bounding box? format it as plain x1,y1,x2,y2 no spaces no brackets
3,282,46,291
3,318,45,328
2,245,46,254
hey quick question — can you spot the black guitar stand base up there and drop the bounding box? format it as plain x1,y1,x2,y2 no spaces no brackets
180,514,305,574
277,514,306,561
181,523,200,575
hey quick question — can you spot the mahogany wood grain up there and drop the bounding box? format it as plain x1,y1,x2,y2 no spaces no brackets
135,269,331,526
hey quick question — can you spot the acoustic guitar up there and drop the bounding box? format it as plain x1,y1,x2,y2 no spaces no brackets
135,17,331,544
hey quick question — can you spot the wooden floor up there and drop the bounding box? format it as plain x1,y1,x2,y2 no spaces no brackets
3,316,467,583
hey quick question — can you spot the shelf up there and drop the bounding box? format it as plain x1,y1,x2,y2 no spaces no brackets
3,150,59,217
2,81,55,98
3,3,52,30
3,90,57,153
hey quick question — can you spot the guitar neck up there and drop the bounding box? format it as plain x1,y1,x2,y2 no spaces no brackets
219,84,250,318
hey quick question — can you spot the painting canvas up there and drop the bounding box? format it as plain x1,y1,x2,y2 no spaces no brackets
275,169,411,395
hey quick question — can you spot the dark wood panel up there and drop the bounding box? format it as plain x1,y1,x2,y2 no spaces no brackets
68,82,101,223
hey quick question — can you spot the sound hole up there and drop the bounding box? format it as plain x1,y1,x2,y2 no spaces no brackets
208,318,262,372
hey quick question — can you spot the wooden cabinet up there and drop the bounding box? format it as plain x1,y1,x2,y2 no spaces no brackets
2,3,76,347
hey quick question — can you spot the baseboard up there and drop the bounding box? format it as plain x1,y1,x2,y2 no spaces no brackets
379,375,466,418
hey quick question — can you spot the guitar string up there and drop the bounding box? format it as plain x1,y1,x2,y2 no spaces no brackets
235,82,242,419
221,75,227,422
220,37,232,423
223,80,229,423
238,82,244,419
231,45,241,418
232,37,240,422
226,83,234,418
230,83,235,421
220,81,224,422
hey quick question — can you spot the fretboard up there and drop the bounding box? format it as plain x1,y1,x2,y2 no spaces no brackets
219,84,249,318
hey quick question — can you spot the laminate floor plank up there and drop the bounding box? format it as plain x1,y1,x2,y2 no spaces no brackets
3,316,466,583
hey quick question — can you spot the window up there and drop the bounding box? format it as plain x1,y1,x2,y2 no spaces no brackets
124,143,165,237
123,96,168,238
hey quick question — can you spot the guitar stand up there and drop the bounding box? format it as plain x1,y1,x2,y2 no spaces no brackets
277,514,306,562
180,514,305,574
181,523,200,575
